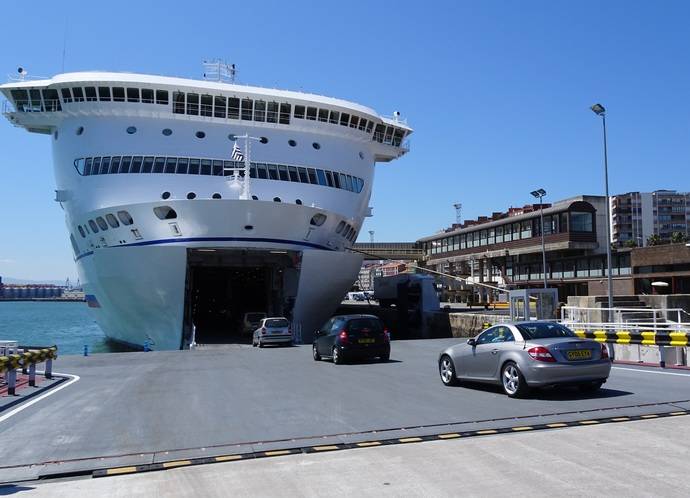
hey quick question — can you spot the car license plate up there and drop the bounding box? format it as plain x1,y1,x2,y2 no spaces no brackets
358,338,375,344
567,350,592,360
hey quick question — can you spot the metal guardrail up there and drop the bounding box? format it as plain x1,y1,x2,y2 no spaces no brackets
0,345,58,395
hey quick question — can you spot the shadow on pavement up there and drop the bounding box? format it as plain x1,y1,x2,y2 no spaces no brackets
0,485,35,496
454,381,633,400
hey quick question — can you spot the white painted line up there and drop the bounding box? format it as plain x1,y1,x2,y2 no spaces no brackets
0,372,80,423
612,366,690,378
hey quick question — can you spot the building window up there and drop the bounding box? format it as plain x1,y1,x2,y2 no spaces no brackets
520,221,532,239
570,211,593,231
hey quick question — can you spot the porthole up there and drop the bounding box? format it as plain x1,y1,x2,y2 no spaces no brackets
106,214,120,228
295,199,302,205
251,195,259,200
259,137,269,144
126,126,137,134
96,217,108,231
273,197,281,202
117,210,134,226
195,131,205,139
312,142,321,150
88,220,99,233
53,130,58,140
244,225,254,230
212,193,222,199
228,134,237,141
161,191,171,200
162,128,172,136
288,139,297,147
153,206,177,220
76,126,84,135
336,221,346,234
359,151,365,160
78,225,85,238
310,213,327,226
187,192,196,200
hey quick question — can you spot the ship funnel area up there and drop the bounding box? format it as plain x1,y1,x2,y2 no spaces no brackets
183,248,300,346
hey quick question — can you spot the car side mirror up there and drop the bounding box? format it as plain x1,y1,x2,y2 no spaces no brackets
467,338,477,347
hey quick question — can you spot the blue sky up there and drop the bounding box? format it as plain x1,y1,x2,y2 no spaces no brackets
1,0,689,281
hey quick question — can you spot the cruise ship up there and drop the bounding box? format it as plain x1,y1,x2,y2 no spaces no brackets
0,65,411,349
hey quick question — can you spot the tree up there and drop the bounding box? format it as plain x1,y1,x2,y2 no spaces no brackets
671,231,688,244
646,234,662,246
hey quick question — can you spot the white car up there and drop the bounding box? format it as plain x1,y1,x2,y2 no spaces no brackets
252,317,292,347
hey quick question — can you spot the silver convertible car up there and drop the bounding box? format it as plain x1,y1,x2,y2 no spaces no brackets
438,321,612,397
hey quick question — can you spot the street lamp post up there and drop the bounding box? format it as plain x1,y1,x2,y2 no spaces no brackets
591,103,614,320
530,189,548,289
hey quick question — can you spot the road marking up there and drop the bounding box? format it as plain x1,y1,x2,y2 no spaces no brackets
162,460,191,468
0,372,80,424
476,429,498,435
511,426,533,431
106,466,137,476
313,445,339,451
579,420,599,425
546,423,568,428
215,455,242,462
399,437,422,443
669,411,687,416
613,367,690,377
438,433,461,439
611,417,630,422
356,441,382,447
640,414,659,419
264,450,291,456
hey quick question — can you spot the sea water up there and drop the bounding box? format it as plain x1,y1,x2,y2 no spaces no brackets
0,301,118,355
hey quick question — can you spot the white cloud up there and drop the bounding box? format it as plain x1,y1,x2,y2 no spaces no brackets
0,259,15,264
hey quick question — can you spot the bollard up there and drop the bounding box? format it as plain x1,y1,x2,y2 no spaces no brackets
45,357,53,379
29,362,36,387
6,368,16,396
83,344,89,357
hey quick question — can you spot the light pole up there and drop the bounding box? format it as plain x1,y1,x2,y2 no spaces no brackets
591,103,614,319
530,189,548,288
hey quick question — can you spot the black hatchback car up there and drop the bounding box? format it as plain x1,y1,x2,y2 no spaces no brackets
313,314,390,364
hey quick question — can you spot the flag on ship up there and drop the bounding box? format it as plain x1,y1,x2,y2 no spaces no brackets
232,143,244,161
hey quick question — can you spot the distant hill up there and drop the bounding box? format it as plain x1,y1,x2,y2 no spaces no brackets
0,276,74,286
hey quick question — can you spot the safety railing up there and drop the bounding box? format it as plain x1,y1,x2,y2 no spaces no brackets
0,344,58,395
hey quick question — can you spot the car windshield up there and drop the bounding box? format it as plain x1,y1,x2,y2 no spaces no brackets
348,318,383,333
516,322,576,339
247,313,265,322
265,318,288,328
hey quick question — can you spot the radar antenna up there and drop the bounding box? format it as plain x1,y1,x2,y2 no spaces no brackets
202,59,236,83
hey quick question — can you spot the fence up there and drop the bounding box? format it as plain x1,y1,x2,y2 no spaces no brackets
0,344,58,395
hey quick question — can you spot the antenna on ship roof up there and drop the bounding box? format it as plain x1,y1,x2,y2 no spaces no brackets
202,59,236,83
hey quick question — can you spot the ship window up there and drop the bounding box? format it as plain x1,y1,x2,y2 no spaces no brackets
366,121,374,133
241,98,253,120
296,199,302,205
156,90,169,105
214,96,226,118
223,161,234,176
267,164,278,180
195,131,205,139
384,126,394,144
288,166,299,182
100,157,111,174
112,87,125,102
200,94,212,116
172,91,185,113
126,126,137,134
78,225,86,238
43,89,61,111
325,170,334,187
107,158,122,176
318,109,329,122
288,139,297,147
254,100,266,122
249,164,257,178
91,157,102,175
162,128,172,136
332,172,341,188
83,158,92,175
336,221,345,234
316,169,327,186
98,87,111,101
84,87,97,102
279,103,291,124
297,167,309,183
61,88,72,103
76,126,84,135
267,101,278,123
161,191,171,200
259,136,268,144
212,160,223,176
359,118,368,131
228,97,240,119
306,106,317,120
349,115,359,128
126,88,140,103
359,151,365,160
72,87,84,102
340,113,350,126
187,192,196,200
357,178,364,193
188,159,200,174
154,206,177,220
339,173,348,190
251,196,258,201
89,220,99,233
106,213,120,228
254,163,266,179
142,156,154,173
187,93,199,115
393,129,404,146
294,105,305,119
278,165,289,181
346,175,354,191
329,110,339,124
273,197,281,202
200,159,212,175
153,157,166,173
117,211,134,225
374,124,385,142
176,158,189,174
130,156,143,173
312,142,321,150
141,88,154,104
74,158,85,175
307,168,318,184
212,193,222,199
96,216,108,230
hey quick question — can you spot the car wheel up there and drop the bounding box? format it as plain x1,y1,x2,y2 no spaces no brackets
501,362,529,398
332,346,341,364
313,344,321,361
258,340,263,348
380,353,390,362
252,340,257,347
439,355,458,386
578,380,604,392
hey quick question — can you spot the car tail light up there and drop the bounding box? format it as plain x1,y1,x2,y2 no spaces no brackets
260,327,267,335
601,343,610,359
527,346,556,362
338,330,349,344
383,328,390,342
